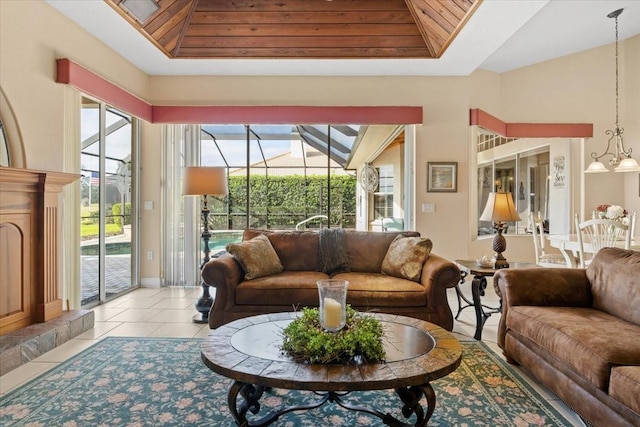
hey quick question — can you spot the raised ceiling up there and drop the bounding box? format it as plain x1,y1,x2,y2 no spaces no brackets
105,0,481,59
47,0,640,76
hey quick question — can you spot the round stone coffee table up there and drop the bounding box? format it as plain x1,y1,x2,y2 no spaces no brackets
201,312,462,427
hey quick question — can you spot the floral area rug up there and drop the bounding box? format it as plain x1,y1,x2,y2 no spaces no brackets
0,337,572,426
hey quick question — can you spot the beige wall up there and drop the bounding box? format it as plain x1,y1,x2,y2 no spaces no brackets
623,34,640,218
139,122,162,284
500,38,640,222
2,1,638,287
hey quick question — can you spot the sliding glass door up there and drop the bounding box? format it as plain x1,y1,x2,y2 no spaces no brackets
80,97,138,306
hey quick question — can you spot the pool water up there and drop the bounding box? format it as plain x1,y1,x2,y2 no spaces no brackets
204,231,243,252
80,231,243,256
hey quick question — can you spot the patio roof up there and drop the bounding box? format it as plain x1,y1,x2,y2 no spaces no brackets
201,124,361,169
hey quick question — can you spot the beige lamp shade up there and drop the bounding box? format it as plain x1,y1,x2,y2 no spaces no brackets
480,192,521,222
182,167,228,196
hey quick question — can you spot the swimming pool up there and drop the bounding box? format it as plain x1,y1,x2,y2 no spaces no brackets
80,230,244,256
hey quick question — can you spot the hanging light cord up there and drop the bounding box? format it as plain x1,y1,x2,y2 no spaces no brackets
614,11,619,131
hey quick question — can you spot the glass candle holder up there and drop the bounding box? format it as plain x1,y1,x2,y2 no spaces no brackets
317,279,348,332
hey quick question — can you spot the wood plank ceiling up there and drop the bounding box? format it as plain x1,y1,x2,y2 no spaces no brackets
105,0,482,59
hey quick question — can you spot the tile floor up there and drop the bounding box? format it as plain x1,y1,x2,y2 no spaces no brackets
0,282,586,426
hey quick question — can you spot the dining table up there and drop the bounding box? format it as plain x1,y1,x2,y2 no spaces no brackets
547,234,640,268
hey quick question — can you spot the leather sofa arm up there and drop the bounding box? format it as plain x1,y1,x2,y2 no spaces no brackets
421,254,461,289
495,268,592,307
201,253,244,328
421,254,461,331
494,268,592,350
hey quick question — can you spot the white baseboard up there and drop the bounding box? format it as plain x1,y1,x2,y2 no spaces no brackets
140,277,162,288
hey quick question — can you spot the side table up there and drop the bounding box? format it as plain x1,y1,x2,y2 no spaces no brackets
454,260,537,340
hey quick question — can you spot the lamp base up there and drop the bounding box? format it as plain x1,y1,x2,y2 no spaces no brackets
492,226,509,269
193,282,213,324
493,256,509,269
192,313,209,324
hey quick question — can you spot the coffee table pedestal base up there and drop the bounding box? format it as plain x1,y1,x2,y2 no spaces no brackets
228,381,436,427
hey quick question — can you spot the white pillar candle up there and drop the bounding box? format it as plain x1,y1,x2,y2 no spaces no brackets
323,297,342,329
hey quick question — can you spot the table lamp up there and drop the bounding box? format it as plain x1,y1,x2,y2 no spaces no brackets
182,166,228,323
480,192,521,269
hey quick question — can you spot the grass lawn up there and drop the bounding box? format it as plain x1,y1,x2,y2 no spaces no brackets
81,223,122,239
81,205,123,239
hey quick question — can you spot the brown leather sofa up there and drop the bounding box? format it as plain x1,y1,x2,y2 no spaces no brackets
495,247,640,427
201,229,460,330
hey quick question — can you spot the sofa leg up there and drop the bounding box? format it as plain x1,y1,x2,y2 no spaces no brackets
503,352,519,365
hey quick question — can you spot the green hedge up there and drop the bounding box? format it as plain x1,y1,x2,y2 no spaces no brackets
208,175,356,229
112,202,132,228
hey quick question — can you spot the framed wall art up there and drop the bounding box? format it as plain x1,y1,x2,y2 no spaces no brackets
427,162,457,193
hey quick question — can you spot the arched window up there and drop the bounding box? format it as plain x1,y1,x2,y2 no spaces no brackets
0,87,25,168
0,118,9,167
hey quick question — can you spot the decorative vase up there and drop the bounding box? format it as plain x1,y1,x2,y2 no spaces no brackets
317,279,348,332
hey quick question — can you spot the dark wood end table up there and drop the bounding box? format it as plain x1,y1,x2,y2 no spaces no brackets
454,260,537,340
201,312,462,426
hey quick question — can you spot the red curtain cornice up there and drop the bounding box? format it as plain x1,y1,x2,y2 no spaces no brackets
56,59,423,125
469,108,593,138
56,59,153,122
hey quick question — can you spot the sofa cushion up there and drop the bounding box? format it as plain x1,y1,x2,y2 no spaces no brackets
609,366,640,415
345,231,420,273
235,271,427,309
226,234,283,280
506,305,640,391
381,235,432,282
332,272,426,307
236,271,330,306
586,247,640,325
243,229,320,271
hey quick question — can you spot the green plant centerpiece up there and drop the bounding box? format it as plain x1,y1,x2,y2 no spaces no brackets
281,306,385,364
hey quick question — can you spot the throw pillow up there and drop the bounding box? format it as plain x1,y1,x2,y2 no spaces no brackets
381,235,433,282
226,234,283,280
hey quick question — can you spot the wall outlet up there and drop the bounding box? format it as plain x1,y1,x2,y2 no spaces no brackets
147,251,153,260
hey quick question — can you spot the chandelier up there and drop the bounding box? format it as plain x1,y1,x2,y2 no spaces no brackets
585,8,640,173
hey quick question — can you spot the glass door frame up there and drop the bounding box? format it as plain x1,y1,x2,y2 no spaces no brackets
80,97,140,307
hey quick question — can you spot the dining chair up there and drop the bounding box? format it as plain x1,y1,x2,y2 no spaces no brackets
592,210,637,237
529,212,568,267
574,214,631,268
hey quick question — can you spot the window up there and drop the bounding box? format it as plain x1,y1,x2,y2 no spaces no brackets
373,166,394,219
476,129,552,236
0,119,8,167
199,124,358,231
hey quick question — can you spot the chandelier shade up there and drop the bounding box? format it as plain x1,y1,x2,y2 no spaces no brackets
585,161,608,173
615,157,640,173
